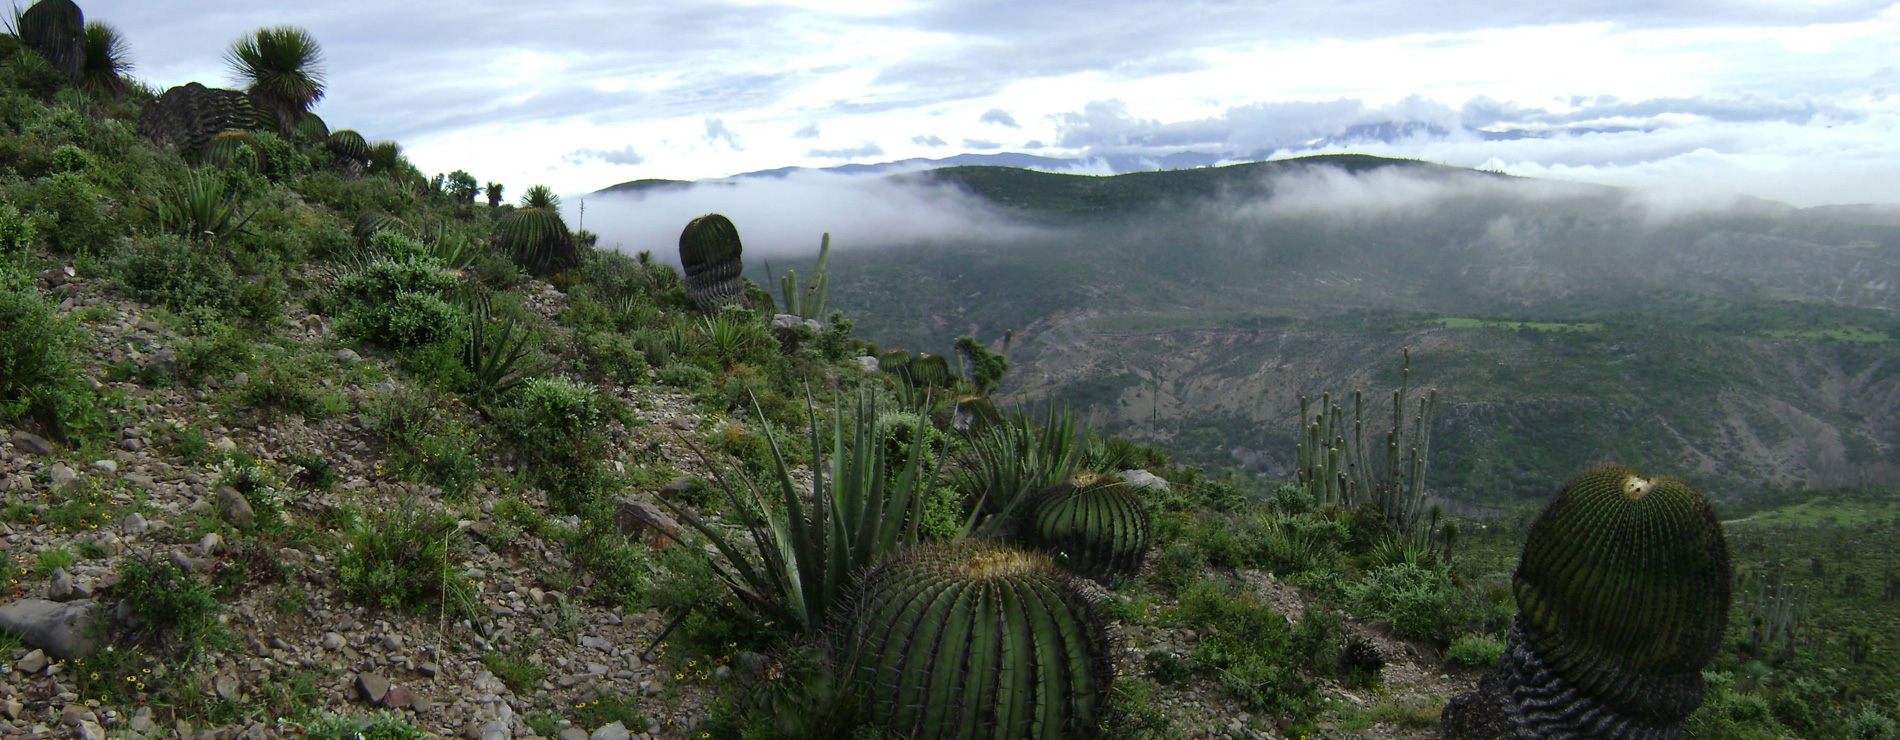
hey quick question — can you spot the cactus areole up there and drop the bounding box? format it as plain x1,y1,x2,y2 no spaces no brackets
1513,464,1731,724
837,542,1114,740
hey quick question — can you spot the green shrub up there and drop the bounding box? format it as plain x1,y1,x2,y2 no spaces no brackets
9,172,110,254
112,234,238,318
1149,540,1205,596
482,647,545,694
336,504,477,617
0,268,103,442
1445,632,1506,667
1173,579,1315,717
1346,563,1451,641
1848,708,1899,740
508,377,609,515
302,713,426,740
1144,648,1190,685
49,143,89,173
116,555,224,658
331,251,464,351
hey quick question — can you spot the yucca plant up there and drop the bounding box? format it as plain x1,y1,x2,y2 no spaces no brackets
954,404,1081,528
834,541,1115,739
79,20,131,95
367,140,405,177
225,26,324,136
484,182,503,208
495,185,574,277
662,389,967,635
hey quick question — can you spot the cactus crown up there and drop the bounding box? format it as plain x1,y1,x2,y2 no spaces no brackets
1513,463,1731,715
837,541,1113,740
1029,472,1154,583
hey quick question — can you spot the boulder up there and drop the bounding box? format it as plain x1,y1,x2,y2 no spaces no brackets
0,598,100,659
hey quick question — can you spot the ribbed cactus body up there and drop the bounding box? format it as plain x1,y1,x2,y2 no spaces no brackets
297,113,329,143
838,542,1113,740
880,350,912,378
326,130,371,162
201,130,263,173
678,213,746,311
20,0,85,86
1028,472,1153,583
496,208,574,277
1444,464,1730,740
137,83,265,154
907,352,952,387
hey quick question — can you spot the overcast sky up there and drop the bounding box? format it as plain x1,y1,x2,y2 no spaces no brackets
81,0,1900,207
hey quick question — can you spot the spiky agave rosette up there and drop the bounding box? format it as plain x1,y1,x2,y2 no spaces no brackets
1443,464,1731,740
833,541,1114,740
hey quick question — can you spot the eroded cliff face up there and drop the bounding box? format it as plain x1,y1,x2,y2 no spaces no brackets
1002,319,1900,505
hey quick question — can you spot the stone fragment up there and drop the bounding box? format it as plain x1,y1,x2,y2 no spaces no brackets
356,672,390,704
1119,469,1169,492
196,533,224,557
122,512,149,535
10,431,55,456
322,632,347,650
559,729,588,740
48,463,80,493
15,649,48,673
336,348,360,363
382,685,412,709
77,721,106,740
47,568,75,602
214,674,240,701
216,486,254,528
854,355,879,372
612,500,682,550
589,722,629,740
0,600,99,659
90,460,117,474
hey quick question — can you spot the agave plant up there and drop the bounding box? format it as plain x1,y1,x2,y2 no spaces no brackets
352,210,409,246
662,389,969,635
79,21,132,95
953,403,1081,527
225,26,325,136
151,167,248,242
460,293,546,405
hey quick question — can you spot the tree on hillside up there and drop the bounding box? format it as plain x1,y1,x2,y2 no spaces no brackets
485,182,504,208
79,21,132,94
447,171,479,204
225,26,325,136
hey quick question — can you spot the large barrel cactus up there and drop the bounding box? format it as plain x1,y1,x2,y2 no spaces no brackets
1028,472,1154,583
836,542,1114,740
906,352,952,388
679,213,746,311
297,112,330,144
1442,464,1731,740
495,207,573,277
200,130,263,174
137,83,266,154
19,0,85,86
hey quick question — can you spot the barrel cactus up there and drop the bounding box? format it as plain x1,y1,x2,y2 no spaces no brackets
879,349,912,378
137,83,265,154
679,213,746,311
835,541,1114,740
19,0,85,86
1442,464,1731,740
1028,471,1153,583
495,195,573,277
200,130,263,174
297,112,330,144
907,352,952,388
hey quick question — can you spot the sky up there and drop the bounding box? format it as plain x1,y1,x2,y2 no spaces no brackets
80,0,1900,208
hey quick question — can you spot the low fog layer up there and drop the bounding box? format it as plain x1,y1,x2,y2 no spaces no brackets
579,171,1044,263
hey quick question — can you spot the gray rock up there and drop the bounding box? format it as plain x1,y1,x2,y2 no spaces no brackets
482,720,511,740
854,355,880,372
589,722,629,740
216,486,254,528
214,674,240,701
559,729,589,740
356,672,390,703
47,568,75,602
1,699,24,720
90,459,117,474
336,349,360,363
212,436,237,453
1119,469,1170,492
10,431,54,456
0,599,99,659
119,438,144,452
196,533,224,557
77,720,106,740
668,415,701,431
322,632,346,650
130,707,156,733
230,372,249,388
14,649,48,673
48,463,80,493
382,685,412,709
612,500,681,549
122,512,149,535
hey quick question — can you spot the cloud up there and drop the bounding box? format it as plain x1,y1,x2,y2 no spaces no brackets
962,138,1003,150
911,134,948,147
979,108,1019,128
586,169,1041,259
793,123,822,139
704,118,743,150
806,141,886,159
562,145,647,166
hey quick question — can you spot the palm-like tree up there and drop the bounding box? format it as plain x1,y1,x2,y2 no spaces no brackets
225,26,325,136
521,184,560,210
80,21,132,94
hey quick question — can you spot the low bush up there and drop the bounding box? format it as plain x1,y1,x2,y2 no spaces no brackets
0,267,104,443
1445,632,1505,667
116,555,224,658
302,713,426,740
331,245,464,351
112,234,238,318
1346,562,1453,641
335,504,477,617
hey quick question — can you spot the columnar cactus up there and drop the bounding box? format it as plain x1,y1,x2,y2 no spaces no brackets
1442,464,1731,740
836,542,1114,740
19,0,85,86
1028,471,1153,583
137,83,265,154
678,213,746,311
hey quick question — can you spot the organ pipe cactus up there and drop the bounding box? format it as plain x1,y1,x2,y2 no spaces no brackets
775,232,831,320
1442,464,1731,740
1027,471,1153,583
679,213,746,311
835,541,1114,740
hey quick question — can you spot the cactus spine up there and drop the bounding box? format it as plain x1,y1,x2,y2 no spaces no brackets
1028,472,1154,583
836,541,1113,740
1442,464,1731,740
678,213,746,311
